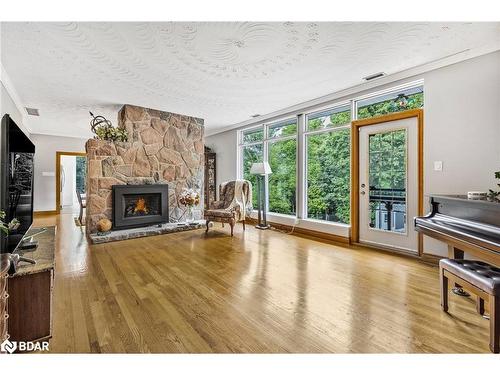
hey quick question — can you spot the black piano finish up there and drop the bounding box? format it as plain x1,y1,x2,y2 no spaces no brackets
415,195,500,260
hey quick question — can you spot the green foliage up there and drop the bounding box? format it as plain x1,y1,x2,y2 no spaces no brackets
76,156,86,194
488,171,500,202
94,124,129,142
358,92,423,120
307,129,350,223
0,210,19,234
269,138,296,215
242,144,263,207
241,89,424,224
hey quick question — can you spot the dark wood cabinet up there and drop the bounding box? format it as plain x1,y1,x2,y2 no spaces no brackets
8,270,53,343
204,147,216,209
0,254,9,348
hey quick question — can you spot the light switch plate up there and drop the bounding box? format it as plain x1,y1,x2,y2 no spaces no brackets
433,161,443,172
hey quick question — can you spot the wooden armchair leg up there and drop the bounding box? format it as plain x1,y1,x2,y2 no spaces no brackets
242,220,246,230
490,295,499,353
440,269,449,312
230,219,235,236
205,220,210,233
477,297,485,316
79,206,84,225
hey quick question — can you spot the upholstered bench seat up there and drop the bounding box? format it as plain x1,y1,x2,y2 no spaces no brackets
440,258,500,353
440,259,500,295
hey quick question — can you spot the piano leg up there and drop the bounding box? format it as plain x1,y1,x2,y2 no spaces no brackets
491,295,499,354
477,297,485,316
448,246,471,297
440,268,449,312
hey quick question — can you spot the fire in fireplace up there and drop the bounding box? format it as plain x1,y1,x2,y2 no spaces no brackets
124,194,161,217
112,184,169,230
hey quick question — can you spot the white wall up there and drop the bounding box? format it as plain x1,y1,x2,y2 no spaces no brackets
205,129,238,195
205,51,500,254
31,134,87,211
0,82,28,136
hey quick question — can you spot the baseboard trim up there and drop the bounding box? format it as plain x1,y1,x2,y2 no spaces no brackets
246,218,350,245
34,210,57,217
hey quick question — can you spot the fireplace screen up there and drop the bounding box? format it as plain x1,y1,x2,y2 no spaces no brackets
123,193,161,217
112,184,169,230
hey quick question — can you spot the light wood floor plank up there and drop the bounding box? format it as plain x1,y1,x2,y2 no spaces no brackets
35,214,490,353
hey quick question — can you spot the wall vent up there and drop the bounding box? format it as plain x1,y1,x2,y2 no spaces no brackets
250,114,260,118
25,107,40,116
363,72,386,81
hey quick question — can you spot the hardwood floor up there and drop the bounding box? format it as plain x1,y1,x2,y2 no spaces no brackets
33,213,490,353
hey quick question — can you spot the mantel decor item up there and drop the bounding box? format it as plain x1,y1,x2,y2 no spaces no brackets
179,189,200,224
90,111,128,142
250,162,272,230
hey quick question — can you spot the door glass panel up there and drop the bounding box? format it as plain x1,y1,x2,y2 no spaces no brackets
368,129,407,233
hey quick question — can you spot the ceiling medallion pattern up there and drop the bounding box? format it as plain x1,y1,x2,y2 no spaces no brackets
1,22,499,138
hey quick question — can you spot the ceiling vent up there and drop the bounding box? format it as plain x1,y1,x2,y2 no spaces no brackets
363,72,386,81
250,114,260,118
25,107,40,116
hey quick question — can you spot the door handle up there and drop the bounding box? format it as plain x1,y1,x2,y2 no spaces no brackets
361,183,365,188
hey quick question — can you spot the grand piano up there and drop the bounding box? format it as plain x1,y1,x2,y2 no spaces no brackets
415,194,500,267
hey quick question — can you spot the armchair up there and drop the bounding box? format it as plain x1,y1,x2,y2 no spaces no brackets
204,180,252,236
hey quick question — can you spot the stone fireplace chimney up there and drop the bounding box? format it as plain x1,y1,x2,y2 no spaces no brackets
85,104,204,233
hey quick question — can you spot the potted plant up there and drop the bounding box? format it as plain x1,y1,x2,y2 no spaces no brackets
0,210,20,234
487,171,500,202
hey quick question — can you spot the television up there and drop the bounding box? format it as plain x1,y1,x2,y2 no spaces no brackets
1,114,35,253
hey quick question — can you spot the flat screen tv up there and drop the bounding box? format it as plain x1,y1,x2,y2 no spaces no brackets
1,114,35,253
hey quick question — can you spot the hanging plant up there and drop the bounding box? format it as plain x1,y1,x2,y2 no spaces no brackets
90,112,129,142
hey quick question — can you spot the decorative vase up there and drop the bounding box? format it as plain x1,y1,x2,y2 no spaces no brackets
186,206,194,223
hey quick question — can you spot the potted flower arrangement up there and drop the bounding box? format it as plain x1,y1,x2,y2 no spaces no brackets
179,189,200,224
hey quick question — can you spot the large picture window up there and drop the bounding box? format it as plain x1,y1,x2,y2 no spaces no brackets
237,82,423,227
305,106,351,224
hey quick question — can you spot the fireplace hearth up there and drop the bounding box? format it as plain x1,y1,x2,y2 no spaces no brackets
112,184,169,230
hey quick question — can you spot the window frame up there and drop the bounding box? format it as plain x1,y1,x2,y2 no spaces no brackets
303,103,352,224
237,80,424,227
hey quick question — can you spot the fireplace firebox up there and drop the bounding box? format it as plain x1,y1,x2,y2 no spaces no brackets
112,184,169,230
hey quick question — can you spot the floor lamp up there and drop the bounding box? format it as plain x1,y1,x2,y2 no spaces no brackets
250,162,272,230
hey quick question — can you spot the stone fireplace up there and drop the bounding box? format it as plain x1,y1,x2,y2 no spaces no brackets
85,104,204,234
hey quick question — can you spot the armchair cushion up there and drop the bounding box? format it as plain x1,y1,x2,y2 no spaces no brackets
204,209,235,218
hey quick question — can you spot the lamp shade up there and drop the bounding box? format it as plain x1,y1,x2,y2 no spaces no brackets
250,162,272,175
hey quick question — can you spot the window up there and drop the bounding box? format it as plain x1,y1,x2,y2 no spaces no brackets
242,127,264,143
305,106,351,224
237,82,423,227
268,137,297,215
268,119,297,138
266,118,298,215
241,143,263,207
356,85,423,120
76,156,86,193
307,105,350,131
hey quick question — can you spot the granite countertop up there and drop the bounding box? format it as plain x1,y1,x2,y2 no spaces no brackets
12,226,56,276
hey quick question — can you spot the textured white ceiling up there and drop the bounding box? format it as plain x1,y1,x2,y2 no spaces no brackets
1,22,499,138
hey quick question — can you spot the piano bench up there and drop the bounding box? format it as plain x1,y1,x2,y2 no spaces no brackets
439,259,500,353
